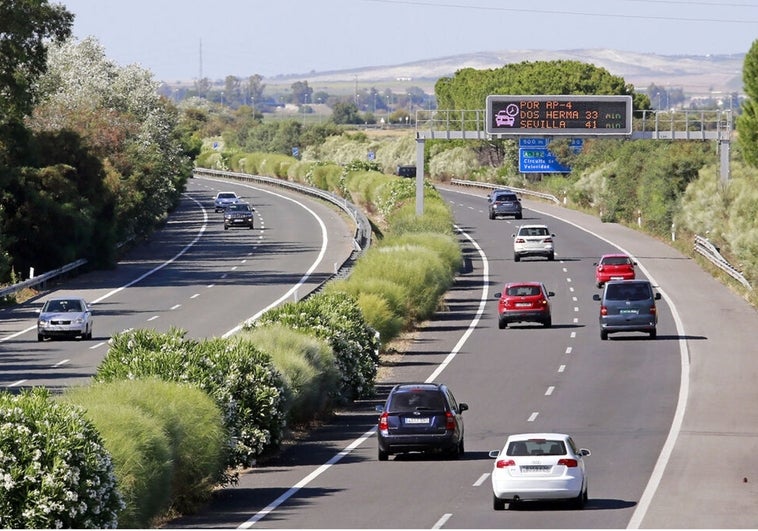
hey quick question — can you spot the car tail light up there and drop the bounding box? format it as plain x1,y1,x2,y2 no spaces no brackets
650,306,657,315
378,412,389,431
445,411,456,430
543,237,553,243
495,459,516,468
597,265,604,271
600,305,608,316
558,458,579,467
515,237,526,243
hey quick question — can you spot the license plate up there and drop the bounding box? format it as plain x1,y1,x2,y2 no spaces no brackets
521,465,550,472
515,302,531,307
404,417,430,424
611,276,624,280
619,309,639,314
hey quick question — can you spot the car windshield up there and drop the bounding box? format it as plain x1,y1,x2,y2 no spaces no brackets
605,282,650,301
389,390,445,412
45,299,83,312
218,193,236,199
507,439,566,456
227,204,250,211
506,285,541,297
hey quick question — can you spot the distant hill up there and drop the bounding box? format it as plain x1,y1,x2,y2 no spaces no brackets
263,49,745,96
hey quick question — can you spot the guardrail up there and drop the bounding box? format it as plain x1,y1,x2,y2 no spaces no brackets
694,234,751,290
449,178,561,204
192,168,372,253
0,258,88,300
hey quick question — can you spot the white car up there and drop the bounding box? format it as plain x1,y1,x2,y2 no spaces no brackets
489,432,590,510
214,191,239,212
37,297,93,341
512,224,555,262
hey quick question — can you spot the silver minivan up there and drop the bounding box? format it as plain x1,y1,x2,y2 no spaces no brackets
593,280,661,340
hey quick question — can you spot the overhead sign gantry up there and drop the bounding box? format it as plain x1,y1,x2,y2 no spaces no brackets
485,95,633,136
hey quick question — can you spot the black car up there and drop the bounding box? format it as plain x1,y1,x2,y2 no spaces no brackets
376,383,468,461
223,202,254,229
593,279,661,340
488,191,522,220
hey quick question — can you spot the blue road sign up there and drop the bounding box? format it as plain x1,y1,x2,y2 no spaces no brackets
518,138,583,173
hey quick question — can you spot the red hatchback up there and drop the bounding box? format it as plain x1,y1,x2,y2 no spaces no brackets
494,282,554,329
594,253,636,288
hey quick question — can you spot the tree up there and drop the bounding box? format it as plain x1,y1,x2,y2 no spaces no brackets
331,101,361,124
0,0,73,120
290,80,313,105
738,40,758,167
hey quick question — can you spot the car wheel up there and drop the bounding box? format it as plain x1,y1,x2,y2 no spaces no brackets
516,213,522,220
596,282,603,288
378,448,389,461
600,330,608,340
573,485,588,509
489,211,495,220
514,253,520,262
493,494,506,511
498,319,507,330
37,333,43,342
548,252,555,261
458,438,465,456
86,328,92,340
543,316,552,327
650,328,657,339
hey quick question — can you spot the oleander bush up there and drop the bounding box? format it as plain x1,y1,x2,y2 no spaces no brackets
252,291,380,401
238,323,340,425
0,388,123,529
61,378,227,523
94,328,285,469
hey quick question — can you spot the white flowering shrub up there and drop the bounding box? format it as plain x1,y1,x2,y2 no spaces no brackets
0,388,124,529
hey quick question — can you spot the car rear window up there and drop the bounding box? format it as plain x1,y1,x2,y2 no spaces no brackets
520,227,548,237
506,285,540,296
603,256,631,265
495,194,517,202
389,390,445,412
605,282,651,301
507,439,566,456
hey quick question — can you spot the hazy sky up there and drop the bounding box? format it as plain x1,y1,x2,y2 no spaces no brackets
57,0,758,82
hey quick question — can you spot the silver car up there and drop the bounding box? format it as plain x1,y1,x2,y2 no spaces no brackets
593,280,661,340
37,297,93,341
214,191,239,212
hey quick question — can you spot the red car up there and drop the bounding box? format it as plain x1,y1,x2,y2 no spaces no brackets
494,282,554,329
594,253,636,288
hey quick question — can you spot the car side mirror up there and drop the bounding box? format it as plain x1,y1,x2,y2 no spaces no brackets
547,291,555,297
654,293,661,300
592,294,601,301
578,448,591,457
489,450,500,459
375,405,384,413
593,262,598,266
459,403,469,412
551,233,556,237
493,292,502,298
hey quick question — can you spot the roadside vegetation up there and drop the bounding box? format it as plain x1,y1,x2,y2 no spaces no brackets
2,2,757,526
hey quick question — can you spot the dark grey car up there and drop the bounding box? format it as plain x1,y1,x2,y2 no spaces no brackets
489,191,522,220
593,280,661,340
376,383,468,461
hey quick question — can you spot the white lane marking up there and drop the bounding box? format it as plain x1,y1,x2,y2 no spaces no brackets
565,347,573,354
574,306,579,312
545,386,555,396
9,380,27,387
53,360,69,367
171,304,181,310
433,514,453,529
528,412,539,422
236,222,490,526
570,331,576,338
191,293,200,299
89,342,105,350
558,364,566,372
473,473,490,487
147,316,159,322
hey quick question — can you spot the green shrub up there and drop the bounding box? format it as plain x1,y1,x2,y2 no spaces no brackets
62,379,227,516
0,388,123,529
95,328,285,469
238,323,340,425
353,291,405,342
253,292,379,401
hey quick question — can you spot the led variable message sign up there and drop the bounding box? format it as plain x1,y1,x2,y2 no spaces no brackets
486,95,633,136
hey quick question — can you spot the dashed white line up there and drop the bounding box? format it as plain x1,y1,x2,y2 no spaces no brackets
473,473,490,487
545,386,555,396
53,359,69,367
565,347,573,354
147,316,159,322
528,412,539,422
570,331,576,338
558,364,566,372
433,514,453,529
191,293,200,299
89,342,106,350
171,304,181,310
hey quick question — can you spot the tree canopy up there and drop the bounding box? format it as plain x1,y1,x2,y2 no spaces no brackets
435,60,650,110
737,39,758,167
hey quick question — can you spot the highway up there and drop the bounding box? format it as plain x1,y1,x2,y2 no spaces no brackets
0,176,357,390
3,177,756,528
